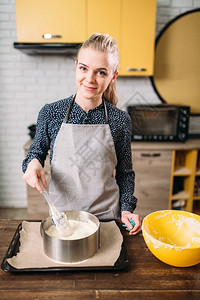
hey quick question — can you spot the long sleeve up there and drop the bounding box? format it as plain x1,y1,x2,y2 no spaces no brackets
22,104,51,173
115,113,137,212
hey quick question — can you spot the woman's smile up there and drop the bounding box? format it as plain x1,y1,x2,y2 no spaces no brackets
82,84,97,91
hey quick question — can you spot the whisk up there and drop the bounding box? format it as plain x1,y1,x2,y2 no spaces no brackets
42,189,73,237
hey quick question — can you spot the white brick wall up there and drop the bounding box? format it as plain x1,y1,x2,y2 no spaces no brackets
0,0,198,207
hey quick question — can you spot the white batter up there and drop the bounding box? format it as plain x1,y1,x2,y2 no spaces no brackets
46,219,98,240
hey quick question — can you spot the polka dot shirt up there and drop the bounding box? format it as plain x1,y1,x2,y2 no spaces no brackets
22,95,137,213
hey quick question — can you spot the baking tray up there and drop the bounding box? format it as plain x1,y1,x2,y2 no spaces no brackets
1,221,129,273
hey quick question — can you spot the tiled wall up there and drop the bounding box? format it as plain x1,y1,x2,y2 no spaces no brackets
0,0,199,207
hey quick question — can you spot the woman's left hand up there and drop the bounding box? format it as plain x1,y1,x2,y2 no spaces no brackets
121,211,142,235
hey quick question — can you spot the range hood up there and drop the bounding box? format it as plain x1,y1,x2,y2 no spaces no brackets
13,42,82,55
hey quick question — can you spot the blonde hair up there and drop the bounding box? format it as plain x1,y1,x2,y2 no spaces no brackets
77,33,119,106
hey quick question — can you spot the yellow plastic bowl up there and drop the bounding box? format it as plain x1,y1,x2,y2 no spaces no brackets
142,210,200,267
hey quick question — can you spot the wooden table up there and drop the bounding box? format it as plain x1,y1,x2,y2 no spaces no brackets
0,219,200,299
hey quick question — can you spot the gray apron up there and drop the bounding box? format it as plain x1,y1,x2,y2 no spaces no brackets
49,97,120,220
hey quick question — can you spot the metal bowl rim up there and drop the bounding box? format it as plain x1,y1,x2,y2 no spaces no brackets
40,210,100,241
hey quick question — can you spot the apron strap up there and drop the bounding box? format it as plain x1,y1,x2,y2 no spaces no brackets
63,96,109,124
103,98,109,124
63,96,75,123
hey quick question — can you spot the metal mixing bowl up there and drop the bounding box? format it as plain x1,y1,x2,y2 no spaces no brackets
40,210,100,263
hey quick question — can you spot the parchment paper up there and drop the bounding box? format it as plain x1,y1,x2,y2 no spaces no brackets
7,221,123,269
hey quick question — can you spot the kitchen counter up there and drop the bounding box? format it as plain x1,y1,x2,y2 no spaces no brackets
131,138,200,150
24,138,200,152
0,220,200,299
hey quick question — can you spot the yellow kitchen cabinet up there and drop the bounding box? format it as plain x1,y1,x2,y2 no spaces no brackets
119,0,156,76
87,0,156,76
15,0,86,43
15,0,156,76
169,149,200,214
87,0,121,46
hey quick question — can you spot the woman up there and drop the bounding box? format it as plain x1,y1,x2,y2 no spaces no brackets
23,33,142,235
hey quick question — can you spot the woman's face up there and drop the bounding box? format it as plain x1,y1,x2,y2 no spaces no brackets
75,48,117,102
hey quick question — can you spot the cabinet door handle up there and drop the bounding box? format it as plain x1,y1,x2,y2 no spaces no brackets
127,67,147,72
43,33,62,39
141,153,161,157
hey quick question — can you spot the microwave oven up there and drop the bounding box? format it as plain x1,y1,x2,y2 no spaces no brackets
127,105,190,142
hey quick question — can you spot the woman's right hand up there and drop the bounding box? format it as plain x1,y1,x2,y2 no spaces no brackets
23,158,47,193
